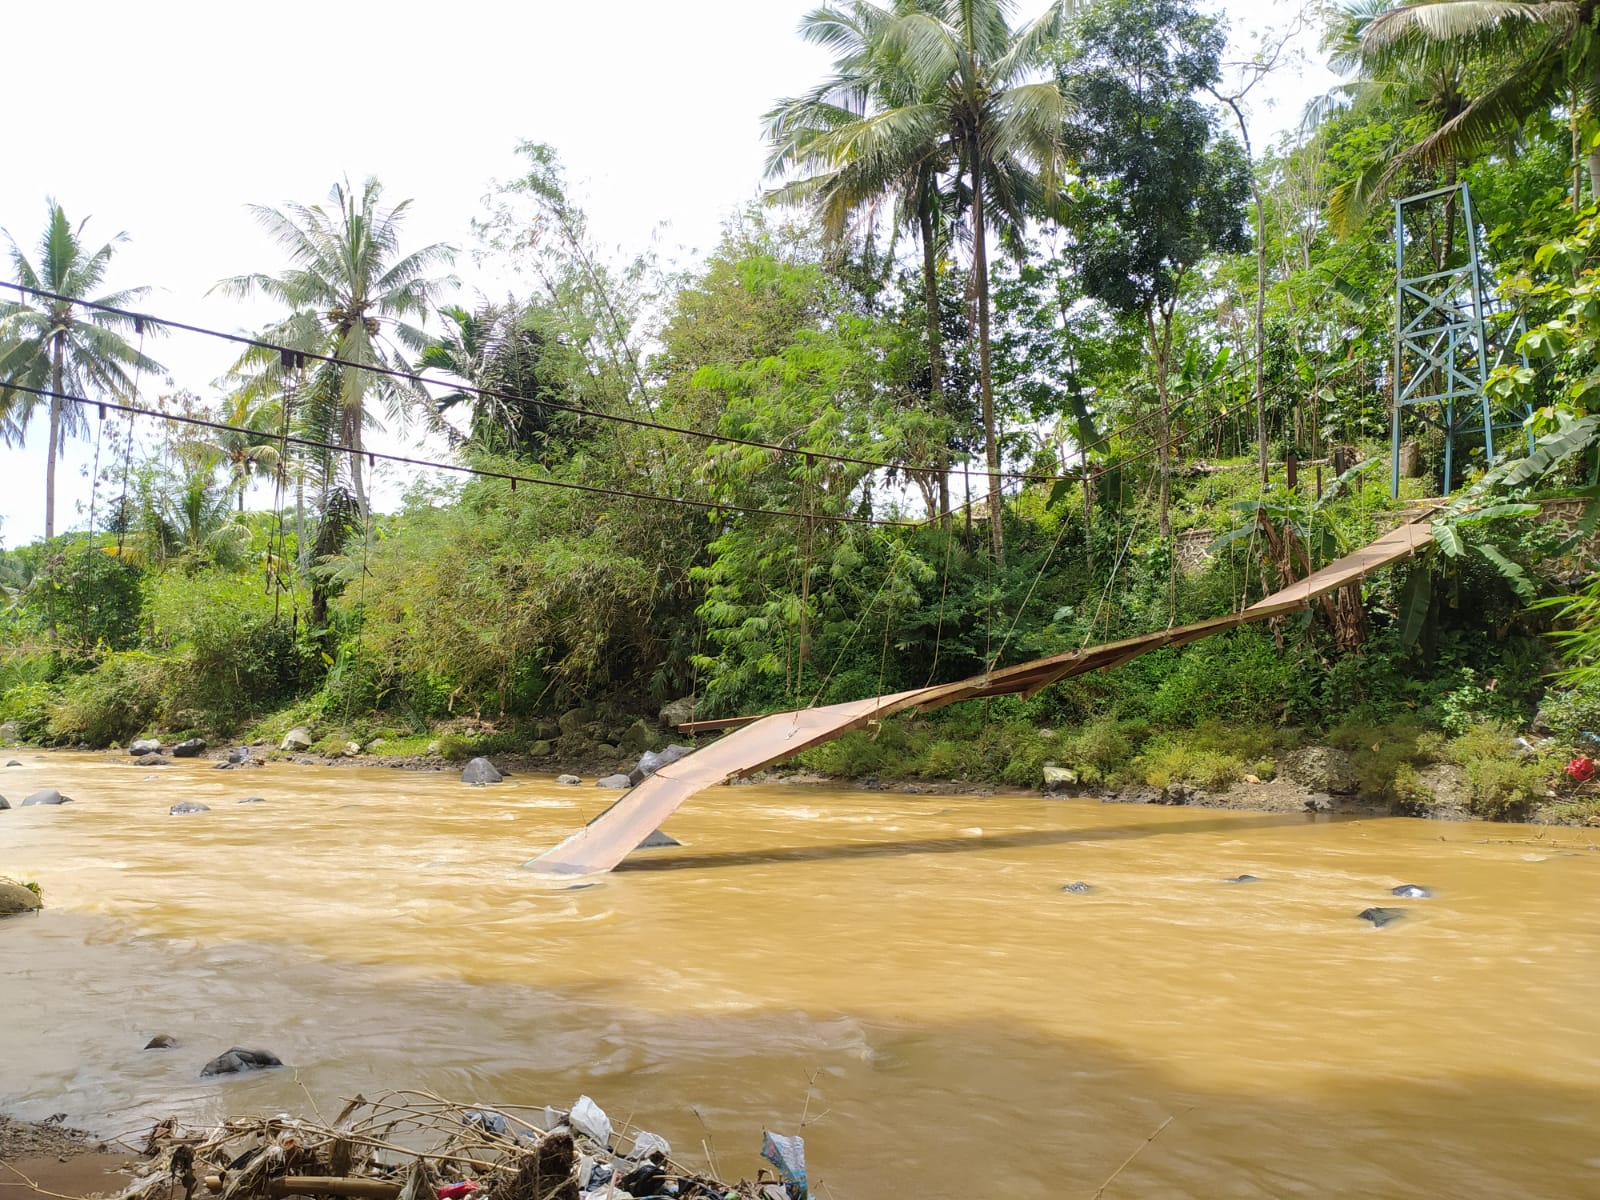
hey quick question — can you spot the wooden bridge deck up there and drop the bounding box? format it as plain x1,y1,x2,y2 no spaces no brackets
525,517,1435,876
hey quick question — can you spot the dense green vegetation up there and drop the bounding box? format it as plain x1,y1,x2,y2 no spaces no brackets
2,0,1597,820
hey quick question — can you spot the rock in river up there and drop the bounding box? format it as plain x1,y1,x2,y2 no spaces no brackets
136,753,168,766
555,774,582,786
636,744,695,777
1221,874,1260,884
21,789,72,806
200,1047,283,1077
0,796,8,810
172,738,206,758
635,829,681,849
144,1034,177,1050
1060,881,1095,894
281,727,314,752
0,880,42,915
170,802,211,815
129,739,162,756
1391,884,1433,899
1358,907,1406,928
461,757,503,785
596,774,633,789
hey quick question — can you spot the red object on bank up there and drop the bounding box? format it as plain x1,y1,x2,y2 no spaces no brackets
437,1184,478,1199
1566,756,1596,783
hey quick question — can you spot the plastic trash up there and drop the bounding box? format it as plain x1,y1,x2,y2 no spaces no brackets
631,1130,672,1160
570,1095,612,1146
760,1130,807,1199
463,1111,507,1136
436,1183,478,1199
1566,755,1596,783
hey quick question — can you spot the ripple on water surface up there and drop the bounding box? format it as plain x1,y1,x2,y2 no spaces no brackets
2,753,1599,1199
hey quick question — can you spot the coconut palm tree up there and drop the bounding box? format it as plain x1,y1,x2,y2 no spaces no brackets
1347,0,1600,218
767,0,962,525
215,177,456,520
416,302,564,455
767,0,1071,564
0,200,164,540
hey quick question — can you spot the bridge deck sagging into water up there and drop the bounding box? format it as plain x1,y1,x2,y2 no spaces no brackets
526,518,1436,877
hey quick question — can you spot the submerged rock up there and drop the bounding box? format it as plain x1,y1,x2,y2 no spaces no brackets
635,829,681,850
200,1047,282,1076
237,797,266,804
129,739,162,756
280,727,314,752
172,738,206,758
1358,906,1406,928
555,774,582,786
136,753,168,766
0,880,42,915
5,760,21,768
1221,874,1260,884
0,796,9,810
21,789,71,806
169,802,211,815
461,757,503,785
144,1034,177,1050
1060,881,1095,894
595,774,632,789
1390,884,1433,899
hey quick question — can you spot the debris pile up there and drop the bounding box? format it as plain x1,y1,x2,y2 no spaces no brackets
119,1090,806,1200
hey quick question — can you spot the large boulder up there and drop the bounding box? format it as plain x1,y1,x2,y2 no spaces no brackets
0,880,41,915
200,1047,283,1077
636,744,695,778
534,719,561,741
129,738,162,756
461,757,503,785
226,746,251,765
1042,764,1078,790
657,697,699,729
558,708,594,737
528,740,553,758
21,789,71,806
171,738,206,758
281,727,314,752
620,719,654,753
595,774,633,789
1282,746,1358,795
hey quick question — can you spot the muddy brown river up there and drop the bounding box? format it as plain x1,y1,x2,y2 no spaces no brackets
2,752,1598,1197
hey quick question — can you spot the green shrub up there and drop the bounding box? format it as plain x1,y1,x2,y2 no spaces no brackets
47,652,166,746
1446,720,1548,819
1134,735,1247,790
1059,715,1131,784
1327,716,1441,806
0,681,61,742
1539,688,1600,743
1145,628,1296,728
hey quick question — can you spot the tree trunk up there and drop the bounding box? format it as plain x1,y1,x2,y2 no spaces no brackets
971,166,1004,567
46,333,64,541
1150,311,1175,543
920,195,952,530
349,410,369,523
1588,145,1600,205
1252,178,1267,487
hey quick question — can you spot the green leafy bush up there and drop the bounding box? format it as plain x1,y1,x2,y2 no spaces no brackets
47,652,166,745
0,682,61,742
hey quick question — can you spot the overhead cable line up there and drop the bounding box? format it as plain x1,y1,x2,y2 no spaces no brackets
0,380,929,529
0,279,1272,487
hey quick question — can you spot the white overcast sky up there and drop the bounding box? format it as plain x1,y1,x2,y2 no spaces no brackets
0,0,1334,547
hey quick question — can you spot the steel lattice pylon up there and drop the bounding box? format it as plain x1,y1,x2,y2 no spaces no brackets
1390,182,1531,497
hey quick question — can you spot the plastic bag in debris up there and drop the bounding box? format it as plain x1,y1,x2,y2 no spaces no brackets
631,1130,671,1160
463,1111,507,1136
570,1095,612,1146
760,1130,807,1198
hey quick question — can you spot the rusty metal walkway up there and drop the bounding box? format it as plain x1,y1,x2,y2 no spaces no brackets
525,519,1435,876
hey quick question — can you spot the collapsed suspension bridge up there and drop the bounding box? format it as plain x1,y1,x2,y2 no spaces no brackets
527,517,1437,877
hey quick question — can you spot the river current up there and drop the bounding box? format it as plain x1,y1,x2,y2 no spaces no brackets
2,752,1598,1197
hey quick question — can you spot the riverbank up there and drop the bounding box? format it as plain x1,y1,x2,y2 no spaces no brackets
0,1114,128,1200
11,723,1595,826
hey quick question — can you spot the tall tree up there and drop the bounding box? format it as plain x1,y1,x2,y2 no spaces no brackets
1352,0,1600,213
768,0,1071,564
1060,0,1251,543
0,201,163,540
216,178,456,520
416,302,566,457
765,0,959,524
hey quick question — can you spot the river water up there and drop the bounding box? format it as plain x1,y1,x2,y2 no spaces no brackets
2,752,1598,1198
